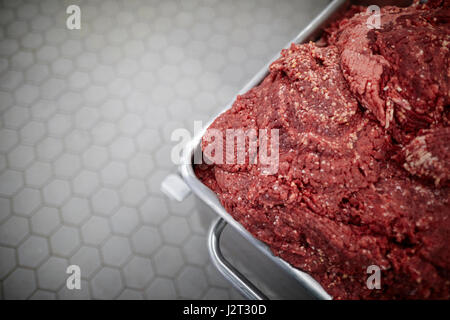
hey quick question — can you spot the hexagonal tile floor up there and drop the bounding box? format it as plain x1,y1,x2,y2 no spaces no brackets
0,0,328,299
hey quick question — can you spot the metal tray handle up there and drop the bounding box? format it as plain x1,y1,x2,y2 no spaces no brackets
208,218,269,300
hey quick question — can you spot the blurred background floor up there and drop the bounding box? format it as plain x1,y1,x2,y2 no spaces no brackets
0,0,328,299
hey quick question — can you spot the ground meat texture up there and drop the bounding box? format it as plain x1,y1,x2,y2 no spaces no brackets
196,2,450,300
401,127,450,186
331,3,449,145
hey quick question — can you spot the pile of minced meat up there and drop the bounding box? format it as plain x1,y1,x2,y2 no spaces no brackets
195,1,449,299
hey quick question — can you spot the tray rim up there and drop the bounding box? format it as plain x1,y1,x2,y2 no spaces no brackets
179,0,351,300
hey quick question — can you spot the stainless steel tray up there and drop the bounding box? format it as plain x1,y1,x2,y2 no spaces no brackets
164,0,416,300
175,0,352,300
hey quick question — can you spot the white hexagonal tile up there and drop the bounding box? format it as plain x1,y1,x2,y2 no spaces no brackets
0,170,23,196
91,65,114,85
161,120,184,143
100,46,122,65
91,122,117,145
57,279,90,300
0,197,11,224
101,236,132,267
47,114,72,137
100,162,127,187
75,107,99,130
176,266,208,299
54,153,81,178
40,1,60,15
0,70,23,91
147,169,170,194
119,179,147,206
0,91,13,112
19,121,46,145
57,91,83,113
30,290,56,300
12,187,41,216
14,84,40,106
26,64,50,84
3,268,36,299
72,170,99,196
116,11,134,25
160,216,190,246
100,99,124,121
133,71,155,92
91,188,119,216
128,153,154,178
139,196,169,226
50,225,80,257
0,153,5,171
123,256,154,289
203,287,230,300
153,246,184,278
81,216,110,246
145,277,177,299
111,206,139,235
118,113,142,135
64,130,90,153
82,146,108,170
8,145,35,170
0,215,28,246
164,45,184,64
76,52,98,70
118,289,144,300
37,137,63,161
91,267,123,300
131,226,162,256
17,3,39,20
43,179,71,206
30,206,60,236
188,210,209,236
84,85,108,106
25,162,52,187
0,246,16,279
0,8,14,25
51,58,73,77
109,136,135,160
61,197,89,226
182,235,209,266
17,235,49,268
35,45,58,62
143,105,168,128
0,154,5,172
11,51,33,69
168,99,195,120
21,32,44,50
108,78,131,98
125,91,149,113
169,193,196,216
107,28,128,46
70,246,101,279
154,145,173,169
158,65,180,85
130,22,150,39
0,128,19,153
37,256,68,291
40,78,66,100
30,15,53,32
30,100,56,121
60,39,82,58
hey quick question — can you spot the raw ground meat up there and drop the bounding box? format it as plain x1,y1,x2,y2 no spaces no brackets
196,1,449,299
330,2,449,144
400,127,450,186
